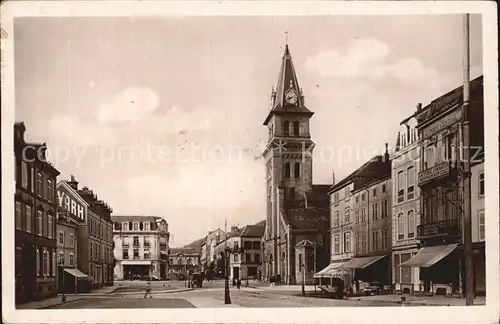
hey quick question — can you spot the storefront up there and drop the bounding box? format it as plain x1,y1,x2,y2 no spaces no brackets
343,255,390,286
121,260,152,280
400,243,459,295
314,262,352,288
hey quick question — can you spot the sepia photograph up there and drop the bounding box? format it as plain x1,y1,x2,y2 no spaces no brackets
1,1,499,324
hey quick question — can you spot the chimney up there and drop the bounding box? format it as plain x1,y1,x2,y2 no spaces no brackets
416,103,422,111
384,143,390,164
67,175,79,190
332,170,336,185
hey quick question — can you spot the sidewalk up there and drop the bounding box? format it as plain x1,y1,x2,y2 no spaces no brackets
354,294,486,306
16,287,194,309
247,284,318,292
184,297,244,308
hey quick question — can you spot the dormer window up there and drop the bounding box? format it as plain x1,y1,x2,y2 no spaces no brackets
144,222,150,231
133,222,139,231
121,222,128,231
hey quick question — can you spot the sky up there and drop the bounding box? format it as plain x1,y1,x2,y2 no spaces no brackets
14,15,483,247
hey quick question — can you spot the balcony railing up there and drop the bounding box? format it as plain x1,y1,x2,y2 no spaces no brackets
418,162,452,186
417,218,461,239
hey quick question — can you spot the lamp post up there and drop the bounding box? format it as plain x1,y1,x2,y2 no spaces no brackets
224,246,232,304
301,260,306,295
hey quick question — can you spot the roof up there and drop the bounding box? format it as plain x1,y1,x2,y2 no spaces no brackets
239,224,265,237
169,247,198,255
418,75,483,125
263,45,314,125
253,220,266,227
285,206,329,231
111,215,163,223
329,150,390,194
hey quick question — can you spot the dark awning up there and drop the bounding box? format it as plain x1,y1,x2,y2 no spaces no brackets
343,255,386,269
399,244,458,268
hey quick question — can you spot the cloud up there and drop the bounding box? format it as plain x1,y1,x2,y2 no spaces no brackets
96,86,160,124
48,113,119,147
305,38,439,84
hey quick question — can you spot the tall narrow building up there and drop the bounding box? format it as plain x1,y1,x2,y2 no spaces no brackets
261,44,330,285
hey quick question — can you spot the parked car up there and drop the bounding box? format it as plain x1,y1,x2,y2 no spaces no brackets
361,282,384,296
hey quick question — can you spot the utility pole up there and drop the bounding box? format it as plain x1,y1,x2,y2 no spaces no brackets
462,13,474,306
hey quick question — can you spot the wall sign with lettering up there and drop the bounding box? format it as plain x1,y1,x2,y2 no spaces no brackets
57,183,88,223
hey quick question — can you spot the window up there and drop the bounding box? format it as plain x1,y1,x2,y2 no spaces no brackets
398,213,404,239
397,171,405,202
233,254,239,263
284,120,290,135
345,187,350,200
355,195,359,203
69,234,75,247
245,253,252,264
372,203,378,221
26,205,32,233
144,222,150,231
123,249,129,259
43,249,48,276
284,162,291,178
333,192,340,205
407,211,415,238
372,188,377,197
255,253,260,264
47,214,53,238
333,235,340,254
355,235,360,254
37,210,43,236
362,234,367,253
382,184,386,193
133,236,139,246
47,179,53,202
361,208,367,223
133,222,139,231
144,236,150,247
58,231,64,245
407,166,415,200
58,252,64,265
478,210,485,241
144,251,150,259
122,222,129,231
381,200,388,218
37,172,43,197
21,161,29,188
382,229,388,250
36,248,40,276
361,193,365,201
479,173,485,196
345,207,351,223
355,210,360,224
69,253,75,266
133,249,139,259
294,162,300,178
293,121,299,136
445,133,456,162
334,211,339,227
372,231,377,251
90,242,93,258
343,232,351,253
15,201,22,230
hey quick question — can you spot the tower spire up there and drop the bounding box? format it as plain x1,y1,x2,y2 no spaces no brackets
285,30,289,45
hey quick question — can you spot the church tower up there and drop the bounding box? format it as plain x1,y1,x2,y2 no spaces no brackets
262,44,316,275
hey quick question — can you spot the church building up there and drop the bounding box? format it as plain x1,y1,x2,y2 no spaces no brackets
261,44,330,285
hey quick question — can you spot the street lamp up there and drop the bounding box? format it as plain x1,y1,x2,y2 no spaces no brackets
301,261,306,295
224,246,232,304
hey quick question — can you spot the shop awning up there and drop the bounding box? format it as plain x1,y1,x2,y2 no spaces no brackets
314,263,350,278
343,255,386,269
121,260,152,266
64,268,89,278
399,244,458,268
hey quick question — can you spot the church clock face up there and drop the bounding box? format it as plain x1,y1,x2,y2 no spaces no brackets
285,89,298,105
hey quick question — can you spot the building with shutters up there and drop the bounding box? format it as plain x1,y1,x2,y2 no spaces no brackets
391,104,425,293
113,216,170,280
14,122,60,304
398,76,484,296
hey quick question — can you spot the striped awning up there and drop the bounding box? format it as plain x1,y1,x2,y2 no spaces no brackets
399,244,458,268
314,263,350,278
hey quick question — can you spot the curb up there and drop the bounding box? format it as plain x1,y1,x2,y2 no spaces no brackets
39,298,83,309
76,288,194,297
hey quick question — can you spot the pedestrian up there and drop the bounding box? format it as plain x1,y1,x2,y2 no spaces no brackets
144,281,152,299
237,279,241,289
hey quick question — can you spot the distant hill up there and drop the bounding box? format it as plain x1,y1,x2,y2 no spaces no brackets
183,237,205,254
